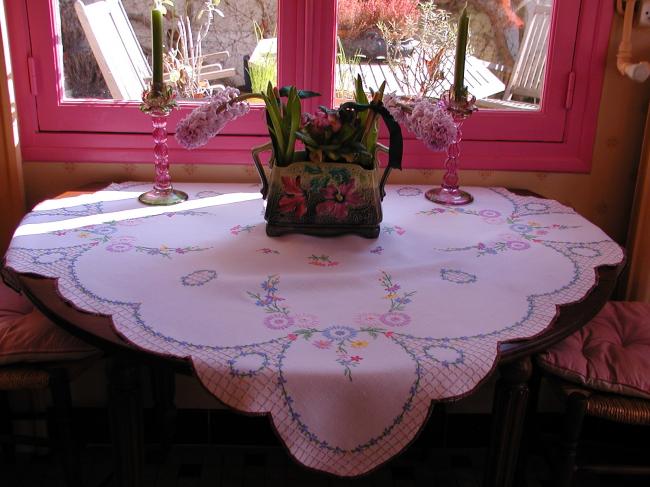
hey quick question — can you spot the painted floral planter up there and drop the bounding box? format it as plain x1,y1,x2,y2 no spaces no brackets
252,143,393,238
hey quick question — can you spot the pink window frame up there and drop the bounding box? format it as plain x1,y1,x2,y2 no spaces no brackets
7,0,612,172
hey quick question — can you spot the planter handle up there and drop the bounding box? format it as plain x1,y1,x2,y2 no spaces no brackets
376,142,391,200
252,142,273,199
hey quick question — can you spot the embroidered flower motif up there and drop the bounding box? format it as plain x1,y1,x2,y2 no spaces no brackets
355,313,383,327
396,187,423,197
230,224,256,235
321,326,358,342
483,217,506,225
287,334,298,341
370,246,383,255
315,180,363,220
380,312,412,327
383,225,406,235
350,355,363,362
264,313,295,330
293,313,320,328
313,340,333,349
307,255,339,267
278,176,308,218
478,209,501,218
90,225,118,236
509,223,533,234
106,237,135,253
350,340,369,349
506,240,531,251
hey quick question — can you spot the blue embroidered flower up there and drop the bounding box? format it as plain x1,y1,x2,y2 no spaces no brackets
90,225,117,236
509,223,533,234
321,326,358,342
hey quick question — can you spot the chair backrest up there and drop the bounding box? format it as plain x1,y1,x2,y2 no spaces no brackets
504,3,551,101
74,0,151,100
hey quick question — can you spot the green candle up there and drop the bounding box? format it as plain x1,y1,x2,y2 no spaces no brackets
151,6,164,92
453,6,469,101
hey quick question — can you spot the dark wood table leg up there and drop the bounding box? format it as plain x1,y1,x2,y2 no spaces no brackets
108,356,144,487
0,390,16,464
50,368,84,487
151,365,176,461
514,362,543,486
483,356,533,487
558,392,587,487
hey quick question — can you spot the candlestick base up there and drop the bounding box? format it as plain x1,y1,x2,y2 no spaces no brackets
138,188,188,206
425,187,473,205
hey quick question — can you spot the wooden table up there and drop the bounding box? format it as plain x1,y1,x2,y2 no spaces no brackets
1,184,623,487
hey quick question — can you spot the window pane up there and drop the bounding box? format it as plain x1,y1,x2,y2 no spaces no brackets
335,0,551,111
61,0,277,101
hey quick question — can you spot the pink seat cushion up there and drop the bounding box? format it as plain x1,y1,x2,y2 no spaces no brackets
0,280,97,365
538,301,650,399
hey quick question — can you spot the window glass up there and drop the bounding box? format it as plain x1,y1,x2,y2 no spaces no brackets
335,0,551,110
61,0,277,101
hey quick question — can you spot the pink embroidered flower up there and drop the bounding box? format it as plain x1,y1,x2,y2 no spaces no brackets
287,333,298,341
264,313,295,330
507,240,531,251
315,179,363,220
350,355,363,362
380,312,411,327
313,340,332,349
106,237,135,253
293,313,320,328
355,313,383,327
278,176,308,218
176,87,250,149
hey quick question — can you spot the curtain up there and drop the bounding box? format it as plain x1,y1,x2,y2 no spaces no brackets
625,104,650,302
0,11,25,255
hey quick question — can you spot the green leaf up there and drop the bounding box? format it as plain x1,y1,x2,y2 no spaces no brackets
264,84,285,161
295,131,319,147
285,87,301,162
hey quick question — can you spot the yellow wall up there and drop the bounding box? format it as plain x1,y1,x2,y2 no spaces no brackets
19,15,650,244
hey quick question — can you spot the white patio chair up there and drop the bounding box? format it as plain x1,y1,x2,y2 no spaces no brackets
74,0,236,100
478,3,551,110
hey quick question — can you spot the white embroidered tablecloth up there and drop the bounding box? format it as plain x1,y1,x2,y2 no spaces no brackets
3,182,623,476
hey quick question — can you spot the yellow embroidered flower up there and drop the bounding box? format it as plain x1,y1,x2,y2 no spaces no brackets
384,293,398,299
78,232,89,238
160,245,169,251
350,340,368,348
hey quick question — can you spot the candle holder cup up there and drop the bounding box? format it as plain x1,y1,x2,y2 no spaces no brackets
425,90,477,206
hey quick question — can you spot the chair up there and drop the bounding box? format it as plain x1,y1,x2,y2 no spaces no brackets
74,0,236,100
0,278,98,486
477,3,551,110
536,301,650,486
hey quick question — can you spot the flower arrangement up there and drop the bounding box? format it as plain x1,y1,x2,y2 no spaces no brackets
176,77,401,169
175,77,403,238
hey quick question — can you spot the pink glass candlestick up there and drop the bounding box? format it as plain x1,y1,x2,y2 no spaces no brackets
139,110,188,206
425,91,476,206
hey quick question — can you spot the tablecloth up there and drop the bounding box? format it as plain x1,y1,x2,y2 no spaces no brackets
3,182,624,476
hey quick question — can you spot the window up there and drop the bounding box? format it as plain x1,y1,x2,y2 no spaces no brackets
6,0,612,170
